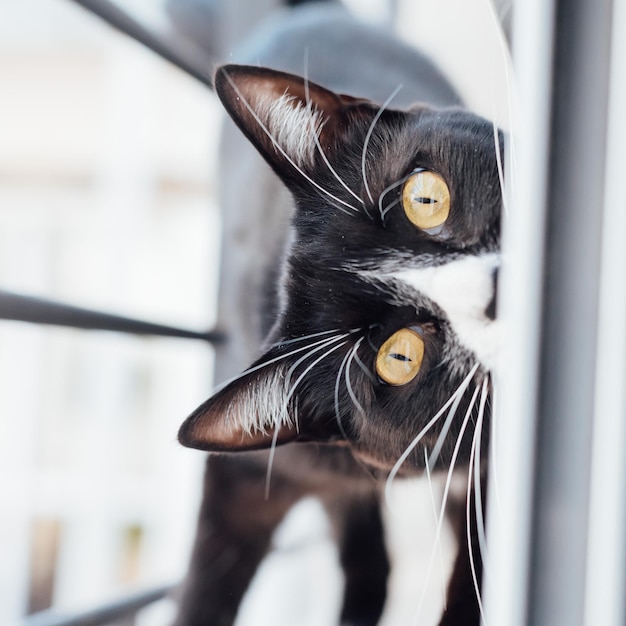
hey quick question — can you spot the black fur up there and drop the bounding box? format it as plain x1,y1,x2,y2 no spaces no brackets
175,3,502,625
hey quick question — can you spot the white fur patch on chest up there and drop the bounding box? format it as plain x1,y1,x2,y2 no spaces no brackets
380,477,455,626
390,254,500,370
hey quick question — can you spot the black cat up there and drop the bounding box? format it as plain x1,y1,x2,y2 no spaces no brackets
174,3,502,625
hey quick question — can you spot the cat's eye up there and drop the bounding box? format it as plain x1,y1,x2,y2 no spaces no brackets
402,170,450,231
376,328,425,386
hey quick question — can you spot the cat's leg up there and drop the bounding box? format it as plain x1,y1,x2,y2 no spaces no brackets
328,493,390,626
174,453,302,626
437,480,485,626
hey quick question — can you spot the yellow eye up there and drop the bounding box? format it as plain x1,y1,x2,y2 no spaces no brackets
402,170,450,230
376,328,425,386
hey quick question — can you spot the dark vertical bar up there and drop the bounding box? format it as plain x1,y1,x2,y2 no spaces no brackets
529,0,613,623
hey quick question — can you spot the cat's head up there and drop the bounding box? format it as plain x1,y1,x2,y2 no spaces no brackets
179,65,502,472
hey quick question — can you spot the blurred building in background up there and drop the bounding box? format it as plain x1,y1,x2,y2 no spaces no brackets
0,1,220,622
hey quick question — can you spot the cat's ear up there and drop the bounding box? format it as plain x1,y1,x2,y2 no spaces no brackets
214,64,372,176
178,364,296,452
178,354,340,452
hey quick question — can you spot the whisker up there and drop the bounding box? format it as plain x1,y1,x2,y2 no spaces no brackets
213,331,355,396
366,326,381,354
353,347,376,383
345,337,366,417
474,377,490,564
377,172,414,220
334,341,386,483
328,200,358,217
484,0,517,216
269,328,343,348
222,69,360,214
489,382,503,518
427,363,481,470
266,340,348,497
334,347,353,439
424,447,448,612
492,118,506,212
384,362,480,507
466,384,488,624
410,383,480,625
426,394,465,471
381,197,402,220
265,398,300,500
254,333,347,372
265,413,282,500
303,52,364,211
285,333,350,385
283,340,348,409
362,84,403,204
466,426,484,623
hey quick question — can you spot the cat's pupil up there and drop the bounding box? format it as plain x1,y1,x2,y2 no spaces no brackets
389,353,412,362
414,197,437,204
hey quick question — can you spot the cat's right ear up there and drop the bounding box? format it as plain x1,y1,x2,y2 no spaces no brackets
214,64,374,178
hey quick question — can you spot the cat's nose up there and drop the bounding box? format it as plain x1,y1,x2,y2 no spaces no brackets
485,267,499,320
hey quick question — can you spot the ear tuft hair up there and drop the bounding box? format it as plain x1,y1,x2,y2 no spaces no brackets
255,93,325,166
214,64,346,174
178,364,299,452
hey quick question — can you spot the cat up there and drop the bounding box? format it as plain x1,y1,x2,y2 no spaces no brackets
172,2,502,625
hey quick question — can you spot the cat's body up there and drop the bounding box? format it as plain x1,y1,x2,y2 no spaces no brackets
173,2,502,625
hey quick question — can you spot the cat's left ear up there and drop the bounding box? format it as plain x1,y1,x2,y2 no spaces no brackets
178,351,341,452
214,64,374,177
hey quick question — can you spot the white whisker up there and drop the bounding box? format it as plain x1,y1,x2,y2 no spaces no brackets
474,377,490,564
362,84,403,204
328,201,358,217
266,340,348,497
466,382,488,624
353,348,376,383
489,383,503,518
212,331,355,397
248,333,348,377
377,172,413,220
424,447,448,611
492,118,506,212
285,333,350,385
222,69,360,214
385,362,479,508
381,197,401,220
466,428,483,622
303,53,364,210
410,383,480,625
345,337,366,417
428,363,481,469
269,328,342,348
334,347,353,439
484,0,517,215
264,398,300,500
283,340,348,410
265,416,281,500
425,394,465,471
